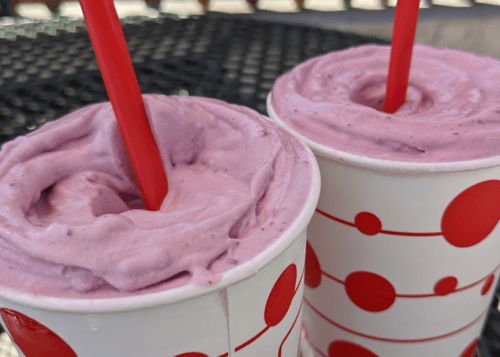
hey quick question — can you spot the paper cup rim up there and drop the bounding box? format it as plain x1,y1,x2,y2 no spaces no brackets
267,93,500,174
0,119,321,314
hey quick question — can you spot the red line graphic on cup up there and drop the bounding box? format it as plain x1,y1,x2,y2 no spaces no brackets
304,297,487,344
316,179,500,248
307,181,500,311
306,241,498,312
178,263,304,357
1,263,304,357
316,208,441,237
300,181,497,357
278,302,302,357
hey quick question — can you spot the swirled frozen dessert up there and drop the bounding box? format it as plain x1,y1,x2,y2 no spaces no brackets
0,94,315,298
269,44,500,162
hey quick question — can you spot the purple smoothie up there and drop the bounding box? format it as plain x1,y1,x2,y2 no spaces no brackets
0,94,315,298
269,45,500,163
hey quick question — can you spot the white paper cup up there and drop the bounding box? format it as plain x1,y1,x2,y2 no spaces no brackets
268,95,500,357
0,121,321,357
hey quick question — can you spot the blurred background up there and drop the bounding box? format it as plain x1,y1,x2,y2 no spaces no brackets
1,0,500,58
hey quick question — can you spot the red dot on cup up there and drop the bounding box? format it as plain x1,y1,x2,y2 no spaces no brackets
459,339,478,357
345,271,396,312
441,180,500,248
0,308,78,357
305,241,322,289
354,212,382,236
434,276,458,296
481,274,495,296
264,263,297,327
328,340,379,357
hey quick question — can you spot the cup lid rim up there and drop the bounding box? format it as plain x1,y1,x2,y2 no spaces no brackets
267,93,500,174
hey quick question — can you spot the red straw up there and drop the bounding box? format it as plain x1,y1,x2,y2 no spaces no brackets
197,0,210,11
383,0,421,114
79,0,168,211
295,0,305,9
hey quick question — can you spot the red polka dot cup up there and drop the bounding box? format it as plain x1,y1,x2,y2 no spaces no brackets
0,157,320,357
268,96,500,357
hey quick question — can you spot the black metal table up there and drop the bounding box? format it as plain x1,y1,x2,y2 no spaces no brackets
0,14,498,357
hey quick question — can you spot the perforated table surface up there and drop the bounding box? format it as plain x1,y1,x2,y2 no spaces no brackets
0,14,498,357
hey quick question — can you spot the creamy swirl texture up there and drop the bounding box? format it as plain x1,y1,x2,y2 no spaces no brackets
0,95,314,297
270,45,500,162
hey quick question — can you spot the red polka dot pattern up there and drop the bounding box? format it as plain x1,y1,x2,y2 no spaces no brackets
0,308,78,357
264,263,297,327
345,271,396,312
354,212,382,236
481,274,495,296
442,180,500,248
1,262,305,357
460,339,478,357
328,340,379,357
434,276,458,296
305,241,322,288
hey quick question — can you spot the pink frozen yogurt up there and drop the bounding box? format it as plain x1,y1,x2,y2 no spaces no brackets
0,94,315,298
269,44,500,162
